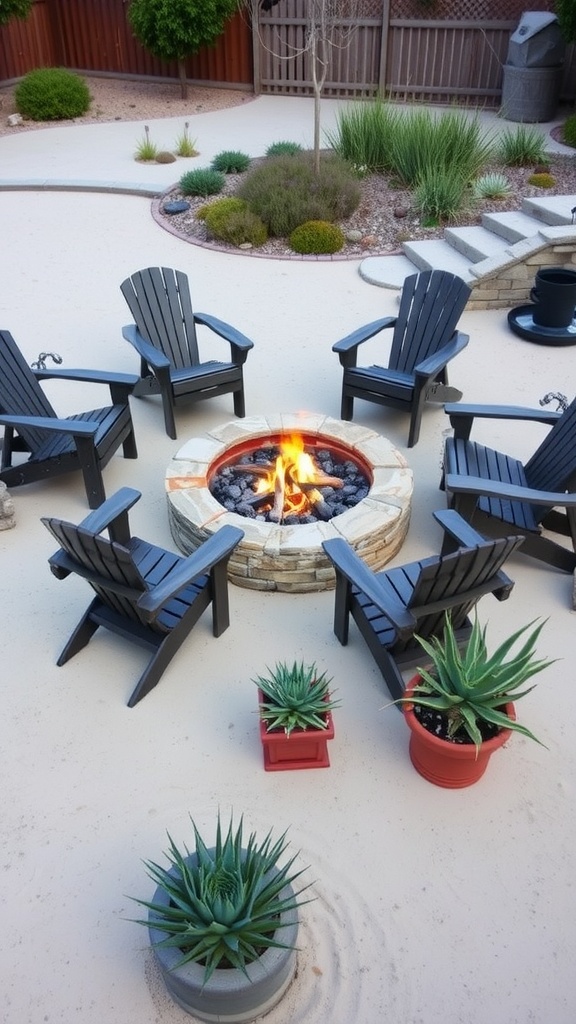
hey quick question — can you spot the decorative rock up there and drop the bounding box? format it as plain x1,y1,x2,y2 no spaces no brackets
238,242,253,249
156,151,177,164
163,200,190,215
346,229,363,242
394,206,409,218
360,235,378,249
7,113,23,127
0,482,16,530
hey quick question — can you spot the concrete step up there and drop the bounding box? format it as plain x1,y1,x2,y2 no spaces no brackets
400,239,474,279
521,194,576,225
480,209,544,243
358,252,419,289
443,225,510,262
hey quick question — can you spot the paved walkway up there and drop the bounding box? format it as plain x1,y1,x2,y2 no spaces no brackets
1,95,576,1024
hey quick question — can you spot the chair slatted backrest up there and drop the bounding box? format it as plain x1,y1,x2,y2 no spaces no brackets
392,534,523,652
390,271,470,374
43,516,156,630
120,267,200,370
0,329,57,452
524,395,576,508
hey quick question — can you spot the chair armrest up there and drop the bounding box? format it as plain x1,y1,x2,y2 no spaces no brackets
122,325,171,371
137,525,244,617
444,473,576,508
194,312,254,364
432,508,489,548
0,413,98,437
78,486,141,541
332,317,396,366
322,537,416,633
414,331,469,378
444,403,561,440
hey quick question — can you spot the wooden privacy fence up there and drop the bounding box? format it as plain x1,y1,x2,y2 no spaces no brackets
1,0,575,107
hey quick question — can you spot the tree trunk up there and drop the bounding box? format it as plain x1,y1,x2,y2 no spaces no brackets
178,59,188,100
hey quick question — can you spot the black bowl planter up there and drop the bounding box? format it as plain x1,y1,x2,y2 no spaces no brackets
147,854,299,1023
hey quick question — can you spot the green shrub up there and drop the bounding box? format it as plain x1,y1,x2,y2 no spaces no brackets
289,220,345,254
174,122,198,158
211,150,251,173
562,114,576,148
265,141,303,157
527,172,557,188
326,100,400,172
497,125,547,166
134,127,158,161
179,168,225,197
15,67,91,121
237,152,360,237
200,197,268,246
414,165,470,223
471,172,513,200
389,108,494,187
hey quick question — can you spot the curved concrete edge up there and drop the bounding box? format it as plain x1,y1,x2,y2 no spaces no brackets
0,178,163,196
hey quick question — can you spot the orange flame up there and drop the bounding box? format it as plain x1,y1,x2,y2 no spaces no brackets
255,434,323,517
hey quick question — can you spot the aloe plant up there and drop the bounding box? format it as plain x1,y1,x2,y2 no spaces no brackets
395,615,555,750
131,814,310,983
254,660,339,736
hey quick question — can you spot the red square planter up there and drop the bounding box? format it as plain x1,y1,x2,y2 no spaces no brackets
258,701,335,772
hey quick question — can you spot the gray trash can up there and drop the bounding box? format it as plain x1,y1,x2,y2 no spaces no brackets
501,11,565,122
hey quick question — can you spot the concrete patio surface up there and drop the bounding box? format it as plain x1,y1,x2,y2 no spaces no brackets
1,95,575,1024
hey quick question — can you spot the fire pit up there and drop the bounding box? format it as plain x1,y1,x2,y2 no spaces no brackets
166,414,413,593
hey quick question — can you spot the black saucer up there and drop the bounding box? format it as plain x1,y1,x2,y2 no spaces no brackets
508,305,576,347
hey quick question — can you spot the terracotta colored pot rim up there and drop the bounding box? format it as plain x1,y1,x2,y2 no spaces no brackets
403,675,515,758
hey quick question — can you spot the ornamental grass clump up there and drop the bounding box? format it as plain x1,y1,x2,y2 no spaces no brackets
211,149,251,173
471,172,513,200
394,614,555,751
326,99,400,172
414,164,470,223
131,814,310,983
497,125,547,166
265,141,303,157
179,167,226,197
255,660,339,736
174,122,198,158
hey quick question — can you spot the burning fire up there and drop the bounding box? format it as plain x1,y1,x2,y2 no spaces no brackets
230,433,343,521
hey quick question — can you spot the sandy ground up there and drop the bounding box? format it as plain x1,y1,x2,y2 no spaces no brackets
1,96,576,1024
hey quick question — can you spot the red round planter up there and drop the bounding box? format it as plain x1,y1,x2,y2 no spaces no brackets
402,675,516,789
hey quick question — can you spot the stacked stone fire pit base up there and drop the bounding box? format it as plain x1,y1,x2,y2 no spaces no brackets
166,414,413,593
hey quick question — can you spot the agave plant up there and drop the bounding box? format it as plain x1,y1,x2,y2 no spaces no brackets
394,615,555,750
131,814,310,983
254,660,339,736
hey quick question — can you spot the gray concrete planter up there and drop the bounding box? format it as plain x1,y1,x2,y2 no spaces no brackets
148,856,299,1022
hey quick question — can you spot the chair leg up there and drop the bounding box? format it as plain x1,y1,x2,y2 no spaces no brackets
122,424,138,460
56,602,100,664
160,390,177,440
332,571,351,645
407,386,427,448
341,391,354,421
233,385,246,418
211,560,232,637
76,439,107,508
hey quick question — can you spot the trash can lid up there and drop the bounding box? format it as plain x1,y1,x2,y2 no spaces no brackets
510,12,558,44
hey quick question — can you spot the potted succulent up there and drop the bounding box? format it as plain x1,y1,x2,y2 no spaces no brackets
130,814,310,1022
393,615,554,789
254,660,339,771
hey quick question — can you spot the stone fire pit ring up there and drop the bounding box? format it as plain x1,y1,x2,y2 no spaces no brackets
166,414,413,593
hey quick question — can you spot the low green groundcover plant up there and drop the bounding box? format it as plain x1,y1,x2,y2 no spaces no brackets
15,67,91,121
131,814,310,982
471,172,513,200
289,220,345,255
527,171,557,188
200,197,268,246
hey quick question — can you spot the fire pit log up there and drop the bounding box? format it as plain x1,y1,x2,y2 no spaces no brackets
228,462,344,490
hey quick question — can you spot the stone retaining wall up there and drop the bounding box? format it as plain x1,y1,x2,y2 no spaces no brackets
467,227,576,310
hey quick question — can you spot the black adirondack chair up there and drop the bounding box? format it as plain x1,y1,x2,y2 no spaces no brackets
322,509,523,701
332,270,471,447
42,487,244,707
442,398,576,573
120,267,254,439
0,329,137,509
